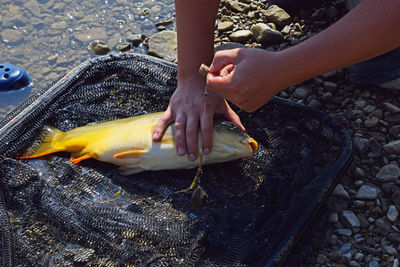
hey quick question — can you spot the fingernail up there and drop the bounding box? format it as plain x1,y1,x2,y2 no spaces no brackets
189,154,196,161
178,147,185,156
152,132,158,139
203,148,210,155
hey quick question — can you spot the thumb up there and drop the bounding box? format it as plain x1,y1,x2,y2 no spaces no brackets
220,103,245,132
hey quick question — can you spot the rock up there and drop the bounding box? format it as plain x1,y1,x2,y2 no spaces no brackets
375,217,391,232
337,228,352,236
1,29,23,43
293,86,312,100
323,81,338,91
333,184,350,199
116,42,132,52
148,30,177,62
225,0,250,13
375,164,400,182
387,205,399,222
383,140,400,154
250,23,284,44
354,99,367,109
218,21,234,32
339,243,352,254
364,117,379,128
51,21,68,30
23,0,41,17
329,213,339,223
341,210,361,228
73,28,108,43
363,104,377,113
316,253,327,264
263,5,291,27
229,30,253,42
383,102,400,113
356,184,381,199
307,99,322,109
126,34,145,46
385,114,400,123
368,261,380,267
384,245,397,256
353,137,369,155
88,40,110,55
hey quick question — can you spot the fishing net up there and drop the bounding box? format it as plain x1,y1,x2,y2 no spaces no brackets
0,53,352,266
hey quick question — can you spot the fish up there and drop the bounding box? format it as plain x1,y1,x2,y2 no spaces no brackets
20,112,258,175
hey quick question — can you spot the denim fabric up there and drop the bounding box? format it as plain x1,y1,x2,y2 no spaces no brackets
347,48,400,85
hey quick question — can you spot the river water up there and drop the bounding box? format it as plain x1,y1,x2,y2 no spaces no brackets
0,0,175,116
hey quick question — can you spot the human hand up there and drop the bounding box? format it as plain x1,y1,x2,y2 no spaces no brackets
206,48,288,112
152,74,244,161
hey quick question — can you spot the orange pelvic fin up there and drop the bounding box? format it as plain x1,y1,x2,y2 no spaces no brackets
70,154,92,164
114,149,147,159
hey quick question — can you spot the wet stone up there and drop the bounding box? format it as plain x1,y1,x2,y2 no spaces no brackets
337,228,352,236
383,102,400,113
147,30,177,62
88,40,110,55
126,33,144,46
73,27,108,43
339,243,352,254
333,184,350,199
1,29,23,43
369,261,380,267
116,42,132,52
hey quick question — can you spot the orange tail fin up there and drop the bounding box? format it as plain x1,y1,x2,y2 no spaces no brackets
20,126,64,159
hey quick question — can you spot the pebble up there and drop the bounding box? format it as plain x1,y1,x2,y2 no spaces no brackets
293,86,312,99
126,33,145,46
147,30,177,62
1,29,23,43
353,137,370,154
250,23,284,44
116,42,132,52
384,140,400,154
375,164,400,182
73,28,108,43
369,260,380,267
229,30,253,42
387,205,399,222
262,5,291,27
337,228,352,236
356,185,381,199
87,40,110,55
333,184,350,199
218,21,234,32
342,210,361,228
383,102,400,113
339,243,352,254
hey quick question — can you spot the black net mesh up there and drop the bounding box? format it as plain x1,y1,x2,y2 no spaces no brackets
0,53,352,266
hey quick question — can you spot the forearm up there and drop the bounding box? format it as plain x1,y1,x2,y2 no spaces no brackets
175,0,221,81
281,0,400,87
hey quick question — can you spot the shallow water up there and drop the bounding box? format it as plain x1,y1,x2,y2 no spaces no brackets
0,0,174,116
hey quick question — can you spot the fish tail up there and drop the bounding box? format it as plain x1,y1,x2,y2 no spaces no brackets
20,126,64,159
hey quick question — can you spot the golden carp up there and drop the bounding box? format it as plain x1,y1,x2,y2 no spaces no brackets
21,112,258,175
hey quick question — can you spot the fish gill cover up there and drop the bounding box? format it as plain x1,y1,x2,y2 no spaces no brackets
0,53,352,266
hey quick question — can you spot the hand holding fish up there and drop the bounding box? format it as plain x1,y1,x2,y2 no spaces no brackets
152,74,244,160
206,48,287,113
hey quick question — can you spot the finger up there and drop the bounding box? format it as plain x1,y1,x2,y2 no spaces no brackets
209,50,236,73
200,112,214,155
185,115,199,161
221,104,245,132
174,113,187,156
152,108,173,141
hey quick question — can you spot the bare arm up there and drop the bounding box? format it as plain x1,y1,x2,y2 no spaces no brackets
207,0,400,111
152,0,243,160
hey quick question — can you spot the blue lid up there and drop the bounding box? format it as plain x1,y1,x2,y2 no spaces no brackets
0,63,31,91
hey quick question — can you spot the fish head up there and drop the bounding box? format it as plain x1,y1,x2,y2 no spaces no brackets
210,121,258,161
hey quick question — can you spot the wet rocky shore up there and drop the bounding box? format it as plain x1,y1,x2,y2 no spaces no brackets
1,0,400,266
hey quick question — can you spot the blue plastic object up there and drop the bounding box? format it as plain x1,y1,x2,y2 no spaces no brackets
0,63,32,108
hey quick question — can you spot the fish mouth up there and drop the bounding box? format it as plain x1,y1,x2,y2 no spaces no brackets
248,137,258,154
